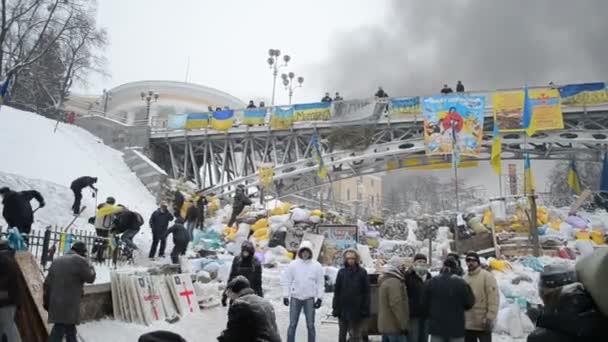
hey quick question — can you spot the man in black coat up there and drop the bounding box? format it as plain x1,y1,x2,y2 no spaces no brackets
196,195,208,230
173,190,185,219
218,276,281,342
423,257,475,342
375,86,389,98
227,185,252,228
111,207,143,250
332,249,371,342
441,84,454,95
163,218,189,264
222,240,263,306
405,254,432,342
148,202,174,258
456,81,465,93
321,92,333,103
70,176,97,214
247,100,257,109
0,186,45,235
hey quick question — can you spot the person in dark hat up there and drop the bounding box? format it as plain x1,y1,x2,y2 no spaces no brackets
139,331,187,342
44,241,96,342
447,252,464,276
463,251,499,342
405,253,432,342
222,240,263,306
218,276,281,342
424,257,475,342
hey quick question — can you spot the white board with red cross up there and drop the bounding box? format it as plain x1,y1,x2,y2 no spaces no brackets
167,273,199,316
133,275,166,325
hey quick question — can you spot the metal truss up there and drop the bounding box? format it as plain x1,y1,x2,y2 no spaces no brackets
149,106,608,198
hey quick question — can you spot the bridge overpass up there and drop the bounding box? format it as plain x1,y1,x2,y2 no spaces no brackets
146,89,608,198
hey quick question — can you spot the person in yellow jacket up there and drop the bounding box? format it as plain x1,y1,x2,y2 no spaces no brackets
463,251,499,342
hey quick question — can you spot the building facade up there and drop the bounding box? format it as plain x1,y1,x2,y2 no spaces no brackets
331,175,383,218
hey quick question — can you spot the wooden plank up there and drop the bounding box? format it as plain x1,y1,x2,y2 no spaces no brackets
14,251,50,342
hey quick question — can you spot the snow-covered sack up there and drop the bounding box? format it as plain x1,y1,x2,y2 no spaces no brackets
494,303,534,338
291,208,311,222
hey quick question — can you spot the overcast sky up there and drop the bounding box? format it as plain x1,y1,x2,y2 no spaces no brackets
87,0,608,105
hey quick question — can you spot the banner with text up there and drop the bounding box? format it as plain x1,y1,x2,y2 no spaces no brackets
493,91,524,132
529,88,563,132
390,96,421,116
422,95,486,156
293,102,331,122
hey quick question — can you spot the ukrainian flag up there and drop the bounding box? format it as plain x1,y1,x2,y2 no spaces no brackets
524,153,535,194
293,102,331,122
185,112,209,130
311,134,327,179
270,106,294,129
244,108,267,125
490,123,502,175
567,159,583,194
521,86,534,135
211,109,235,131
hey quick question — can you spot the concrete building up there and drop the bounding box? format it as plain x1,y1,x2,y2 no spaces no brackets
331,175,383,218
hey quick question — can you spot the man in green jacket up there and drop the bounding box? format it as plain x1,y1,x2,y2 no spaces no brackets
464,251,499,342
377,256,409,342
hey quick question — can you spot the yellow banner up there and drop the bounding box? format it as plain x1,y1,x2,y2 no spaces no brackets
493,91,524,132
529,88,563,132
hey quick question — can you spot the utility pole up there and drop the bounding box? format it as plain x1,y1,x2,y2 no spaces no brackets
529,192,540,257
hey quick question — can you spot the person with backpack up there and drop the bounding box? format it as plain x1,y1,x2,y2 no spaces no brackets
70,176,97,215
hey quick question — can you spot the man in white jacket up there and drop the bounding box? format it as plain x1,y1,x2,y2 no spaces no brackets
281,240,325,342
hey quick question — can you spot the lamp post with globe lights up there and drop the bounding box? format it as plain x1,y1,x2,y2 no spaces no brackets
267,49,290,106
140,90,159,125
281,72,304,105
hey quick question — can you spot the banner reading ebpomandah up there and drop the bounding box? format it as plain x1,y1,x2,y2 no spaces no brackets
529,88,563,132
493,90,524,132
422,95,485,156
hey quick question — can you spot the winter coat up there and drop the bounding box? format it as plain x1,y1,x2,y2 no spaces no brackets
441,87,454,94
218,288,281,342
375,89,389,98
1,189,44,232
464,267,500,331
227,242,263,297
70,176,97,191
233,190,252,211
0,243,20,307
185,204,199,223
43,251,96,324
164,223,189,245
112,210,143,234
173,191,185,216
332,249,371,321
423,272,475,338
280,241,325,301
456,83,465,92
149,209,174,235
404,268,431,319
377,269,409,334
321,96,333,103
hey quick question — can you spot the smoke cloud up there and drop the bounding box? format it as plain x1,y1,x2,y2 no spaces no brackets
312,0,608,98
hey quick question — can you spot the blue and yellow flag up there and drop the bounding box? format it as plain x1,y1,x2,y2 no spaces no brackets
185,112,209,129
244,108,267,125
390,96,421,115
567,160,583,194
521,86,533,134
524,153,535,194
490,123,502,175
0,78,10,106
270,106,294,129
600,152,608,193
559,82,607,106
293,102,331,122
211,109,235,131
311,134,327,179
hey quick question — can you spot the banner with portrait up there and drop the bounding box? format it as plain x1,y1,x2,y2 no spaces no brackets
493,91,524,132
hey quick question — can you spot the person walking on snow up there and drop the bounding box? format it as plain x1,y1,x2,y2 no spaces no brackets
424,257,475,342
70,176,97,214
463,252,499,342
227,185,252,228
44,241,96,342
0,186,45,235
332,248,370,342
185,201,199,241
281,240,325,342
163,217,189,264
218,276,281,342
148,201,174,259
405,253,433,342
377,256,409,342
222,240,263,306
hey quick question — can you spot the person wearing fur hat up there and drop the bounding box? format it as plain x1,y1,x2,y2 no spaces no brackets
44,241,96,342
218,276,281,342
463,251,499,342
332,248,370,342
281,240,325,342
378,256,409,342
405,253,432,342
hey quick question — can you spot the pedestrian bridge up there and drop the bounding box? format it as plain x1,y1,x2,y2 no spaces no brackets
145,88,608,198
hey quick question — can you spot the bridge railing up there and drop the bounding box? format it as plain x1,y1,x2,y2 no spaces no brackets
150,82,608,135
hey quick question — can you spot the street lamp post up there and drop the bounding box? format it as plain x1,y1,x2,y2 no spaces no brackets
140,90,159,125
281,72,304,105
267,49,290,106
102,88,112,114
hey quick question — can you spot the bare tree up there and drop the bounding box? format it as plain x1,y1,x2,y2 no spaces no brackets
547,160,601,207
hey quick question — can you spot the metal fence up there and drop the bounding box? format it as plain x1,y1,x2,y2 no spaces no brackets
1,225,124,271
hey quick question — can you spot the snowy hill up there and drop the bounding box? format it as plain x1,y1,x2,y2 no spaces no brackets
0,106,157,248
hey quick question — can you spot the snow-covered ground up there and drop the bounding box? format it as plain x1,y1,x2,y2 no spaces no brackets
0,106,158,249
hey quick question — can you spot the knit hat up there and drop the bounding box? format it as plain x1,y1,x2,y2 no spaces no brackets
226,275,251,294
443,257,458,270
71,241,87,256
388,256,405,268
138,331,186,342
413,253,427,262
465,251,480,263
